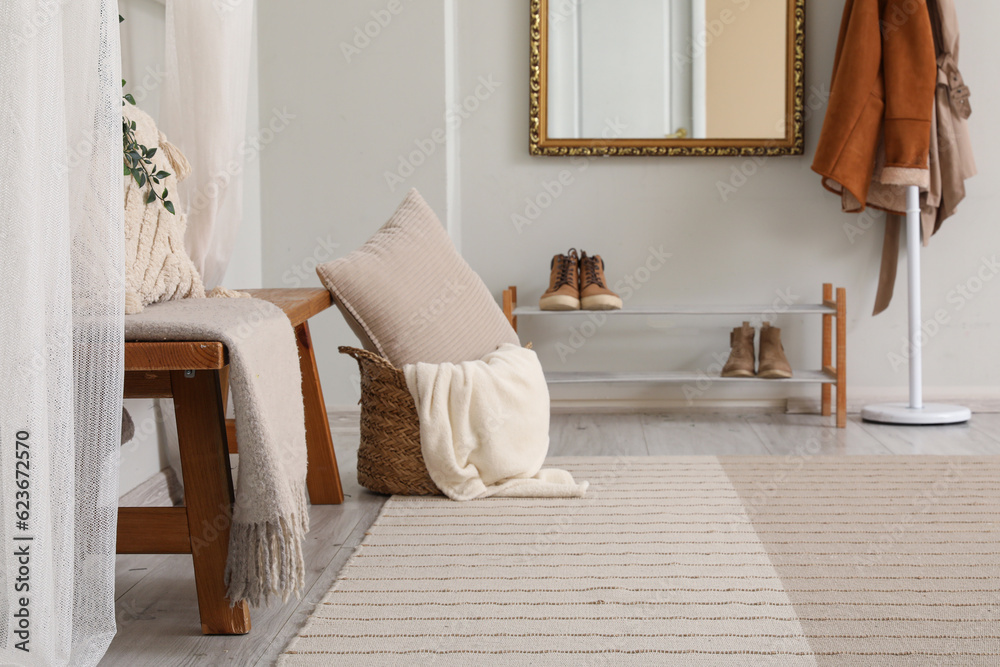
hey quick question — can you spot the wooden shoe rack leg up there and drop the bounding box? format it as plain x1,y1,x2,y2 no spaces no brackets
823,285,848,428
502,282,847,429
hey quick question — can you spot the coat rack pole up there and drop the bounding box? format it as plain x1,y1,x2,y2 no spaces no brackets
905,185,924,410
862,185,971,426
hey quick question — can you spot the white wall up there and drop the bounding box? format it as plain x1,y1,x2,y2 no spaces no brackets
259,0,448,409
259,1,1000,412
118,0,263,495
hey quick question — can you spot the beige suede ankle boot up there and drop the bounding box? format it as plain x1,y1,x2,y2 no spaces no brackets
722,322,756,378
758,322,793,379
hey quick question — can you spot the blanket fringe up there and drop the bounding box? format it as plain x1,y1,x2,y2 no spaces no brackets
225,486,310,607
207,286,252,300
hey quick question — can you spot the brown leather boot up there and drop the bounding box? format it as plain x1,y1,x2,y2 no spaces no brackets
758,322,793,379
579,251,622,310
539,249,581,310
722,322,756,378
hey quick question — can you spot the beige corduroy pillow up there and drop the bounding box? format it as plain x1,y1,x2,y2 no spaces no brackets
317,189,520,366
123,104,205,315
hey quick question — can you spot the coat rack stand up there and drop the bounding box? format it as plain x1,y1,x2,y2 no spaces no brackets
861,185,971,425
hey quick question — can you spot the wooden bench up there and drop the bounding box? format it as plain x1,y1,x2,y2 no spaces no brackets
117,288,344,635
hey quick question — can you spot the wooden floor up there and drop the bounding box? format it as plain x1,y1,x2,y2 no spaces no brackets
101,411,1000,666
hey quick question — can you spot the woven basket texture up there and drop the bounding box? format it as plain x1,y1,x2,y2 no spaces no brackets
339,346,441,496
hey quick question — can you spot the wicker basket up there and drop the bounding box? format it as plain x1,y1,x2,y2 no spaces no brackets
339,347,442,496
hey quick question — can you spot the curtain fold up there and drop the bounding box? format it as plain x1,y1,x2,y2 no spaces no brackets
0,0,124,664
161,0,255,289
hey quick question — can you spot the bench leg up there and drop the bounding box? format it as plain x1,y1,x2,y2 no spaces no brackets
295,321,345,504
171,369,251,635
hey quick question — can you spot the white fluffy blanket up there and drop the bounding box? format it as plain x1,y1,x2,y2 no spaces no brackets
403,344,587,500
125,297,308,606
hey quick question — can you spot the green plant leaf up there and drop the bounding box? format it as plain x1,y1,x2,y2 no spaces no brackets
146,147,156,158
155,170,170,179
124,93,135,105
136,172,146,187
162,188,168,199
124,163,131,176
145,189,157,205
164,201,176,215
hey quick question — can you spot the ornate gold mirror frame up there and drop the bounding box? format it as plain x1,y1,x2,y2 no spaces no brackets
529,0,805,157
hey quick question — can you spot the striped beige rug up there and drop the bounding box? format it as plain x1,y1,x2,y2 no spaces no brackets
280,457,1000,666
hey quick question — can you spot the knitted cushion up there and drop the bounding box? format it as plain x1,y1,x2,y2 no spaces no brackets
123,104,204,314
317,189,520,366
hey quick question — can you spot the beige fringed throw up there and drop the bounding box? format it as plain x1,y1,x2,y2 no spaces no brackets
125,297,309,605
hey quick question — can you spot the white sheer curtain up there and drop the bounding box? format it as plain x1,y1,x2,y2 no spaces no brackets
0,0,124,665
161,0,255,289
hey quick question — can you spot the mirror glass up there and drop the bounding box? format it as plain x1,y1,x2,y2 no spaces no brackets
546,0,790,141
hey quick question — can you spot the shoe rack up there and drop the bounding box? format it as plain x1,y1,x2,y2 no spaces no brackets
502,283,848,428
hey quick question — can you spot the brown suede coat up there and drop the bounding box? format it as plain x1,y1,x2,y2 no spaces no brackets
812,0,938,207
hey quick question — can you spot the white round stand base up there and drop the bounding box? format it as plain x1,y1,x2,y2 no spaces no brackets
862,403,971,426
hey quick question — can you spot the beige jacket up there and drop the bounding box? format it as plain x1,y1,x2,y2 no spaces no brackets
922,0,976,238
873,0,976,314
